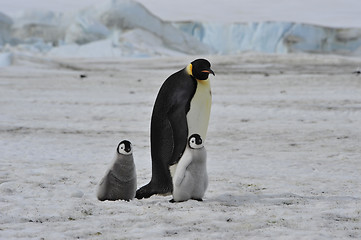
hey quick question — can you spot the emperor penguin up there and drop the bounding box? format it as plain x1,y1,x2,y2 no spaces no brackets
136,59,214,199
171,134,208,202
97,140,137,201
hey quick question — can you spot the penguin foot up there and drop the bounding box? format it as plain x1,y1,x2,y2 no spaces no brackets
135,184,154,199
136,182,173,199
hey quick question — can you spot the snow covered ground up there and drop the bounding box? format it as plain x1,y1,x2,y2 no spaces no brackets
1,53,361,239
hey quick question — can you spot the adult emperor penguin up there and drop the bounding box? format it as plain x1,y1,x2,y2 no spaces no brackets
97,140,137,201
136,59,214,199
171,134,208,202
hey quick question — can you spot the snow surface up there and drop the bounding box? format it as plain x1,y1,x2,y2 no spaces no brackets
1,53,361,239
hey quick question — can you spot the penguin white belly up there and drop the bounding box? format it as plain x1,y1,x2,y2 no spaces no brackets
186,79,212,140
170,79,211,179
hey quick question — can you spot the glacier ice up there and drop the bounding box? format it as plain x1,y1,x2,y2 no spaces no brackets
65,16,110,44
1,0,361,61
76,0,211,55
10,10,67,46
0,52,13,67
0,12,12,47
175,21,361,55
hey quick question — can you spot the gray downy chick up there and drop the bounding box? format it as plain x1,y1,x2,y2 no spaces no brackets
97,140,137,201
172,134,208,202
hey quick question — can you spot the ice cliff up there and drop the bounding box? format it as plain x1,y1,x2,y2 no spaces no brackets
176,21,361,56
1,0,361,60
0,12,12,46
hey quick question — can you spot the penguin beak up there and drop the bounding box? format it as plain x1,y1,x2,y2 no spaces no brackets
202,69,215,76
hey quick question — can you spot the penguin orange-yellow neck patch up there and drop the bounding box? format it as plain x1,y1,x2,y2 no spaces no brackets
186,64,193,76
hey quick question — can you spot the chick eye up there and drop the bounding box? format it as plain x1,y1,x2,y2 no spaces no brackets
118,144,125,152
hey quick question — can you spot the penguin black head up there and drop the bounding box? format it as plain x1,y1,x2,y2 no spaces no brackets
188,134,204,149
117,140,132,155
191,59,215,80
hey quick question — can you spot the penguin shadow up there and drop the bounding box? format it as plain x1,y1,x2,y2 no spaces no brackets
169,198,203,203
210,192,312,207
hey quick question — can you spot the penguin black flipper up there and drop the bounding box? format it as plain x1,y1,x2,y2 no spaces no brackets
136,69,197,199
167,100,191,165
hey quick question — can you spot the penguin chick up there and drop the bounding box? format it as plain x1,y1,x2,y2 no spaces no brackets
97,140,137,201
171,134,208,202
